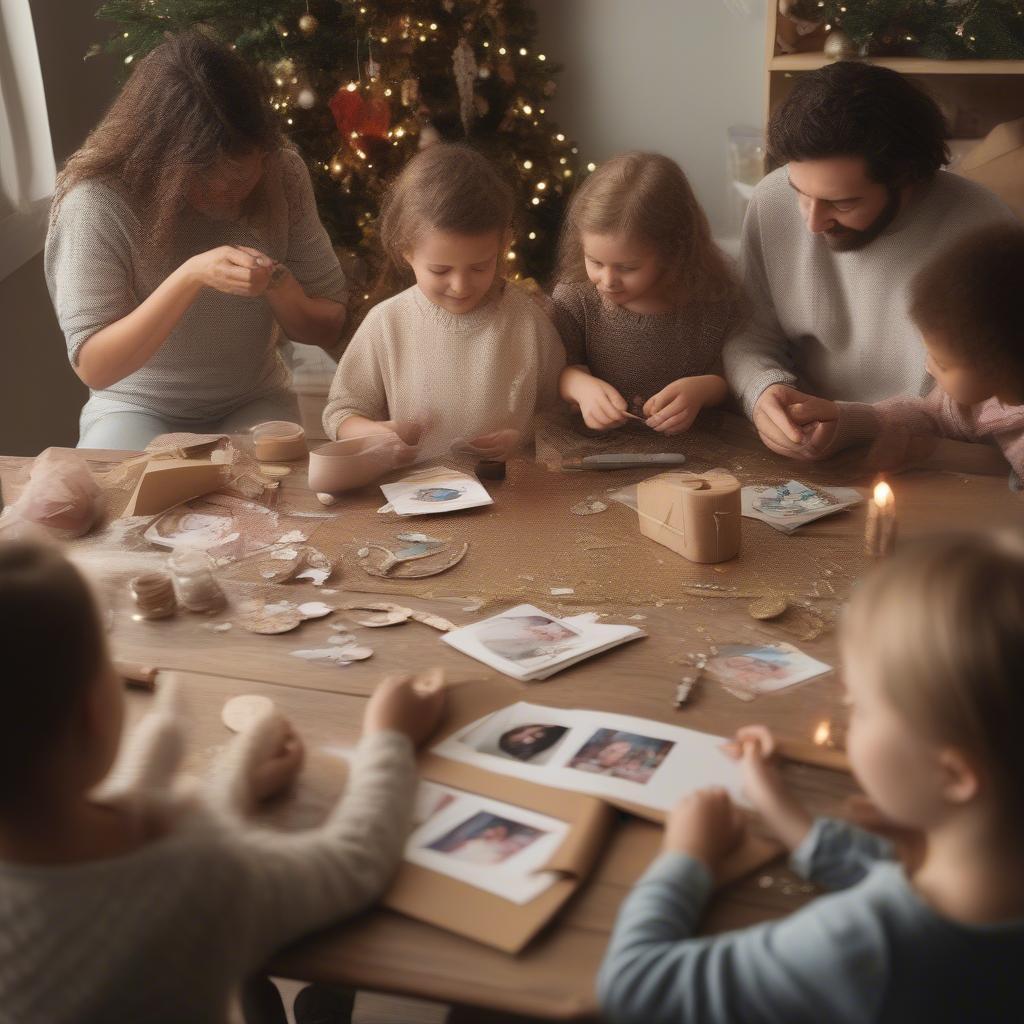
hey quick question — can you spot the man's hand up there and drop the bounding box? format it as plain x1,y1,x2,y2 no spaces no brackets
753,384,831,460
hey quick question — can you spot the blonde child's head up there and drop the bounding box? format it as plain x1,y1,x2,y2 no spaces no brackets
555,151,740,311
373,143,516,315
910,223,1024,407
841,532,1024,841
0,541,123,815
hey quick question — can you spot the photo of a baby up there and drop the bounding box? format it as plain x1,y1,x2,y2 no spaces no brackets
567,729,675,785
477,613,582,665
425,811,547,866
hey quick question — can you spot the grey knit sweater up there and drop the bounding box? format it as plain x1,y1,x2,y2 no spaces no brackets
45,147,348,421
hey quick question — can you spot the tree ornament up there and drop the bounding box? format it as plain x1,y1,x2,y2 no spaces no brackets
823,28,857,59
297,88,316,109
359,93,392,139
298,13,319,36
452,38,479,135
543,79,557,96
401,77,419,106
329,86,365,139
442,0,455,10
478,64,492,79
366,58,381,80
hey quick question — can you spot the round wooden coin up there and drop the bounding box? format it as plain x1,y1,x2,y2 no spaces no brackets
748,593,788,621
222,694,276,732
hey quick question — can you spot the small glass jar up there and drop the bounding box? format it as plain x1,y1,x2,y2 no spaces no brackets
167,548,227,613
129,572,177,620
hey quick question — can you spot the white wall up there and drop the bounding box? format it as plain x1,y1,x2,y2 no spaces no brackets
535,0,766,241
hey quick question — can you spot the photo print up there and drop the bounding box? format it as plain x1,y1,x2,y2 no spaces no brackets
424,811,547,866
380,466,494,516
704,642,831,695
567,728,675,785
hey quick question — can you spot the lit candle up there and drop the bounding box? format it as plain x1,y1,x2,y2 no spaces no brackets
813,720,832,747
864,481,897,558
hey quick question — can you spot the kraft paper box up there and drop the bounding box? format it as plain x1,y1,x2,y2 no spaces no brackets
636,469,741,564
124,458,229,517
383,682,781,953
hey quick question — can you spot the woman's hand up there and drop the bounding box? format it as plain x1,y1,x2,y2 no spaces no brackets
663,787,745,874
186,245,273,297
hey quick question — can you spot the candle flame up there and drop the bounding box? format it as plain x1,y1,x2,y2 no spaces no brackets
813,720,831,747
873,481,893,507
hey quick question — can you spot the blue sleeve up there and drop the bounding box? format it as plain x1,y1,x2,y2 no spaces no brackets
597,851,889,1024
791,818,896,890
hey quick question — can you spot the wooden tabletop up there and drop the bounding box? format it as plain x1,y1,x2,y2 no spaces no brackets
3,423,1020,1021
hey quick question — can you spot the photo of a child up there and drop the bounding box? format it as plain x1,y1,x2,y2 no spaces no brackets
477,614,582,665
425,811,547,866
704,643,830,694
567,729,674,785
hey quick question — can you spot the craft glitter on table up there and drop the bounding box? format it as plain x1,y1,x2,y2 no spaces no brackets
1,409,1020,1021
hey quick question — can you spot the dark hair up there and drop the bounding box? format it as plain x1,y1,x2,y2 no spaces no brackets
0,541,106,810
909,224,1024,399
767,61,949,186
53,30,282,253
498,724,568,761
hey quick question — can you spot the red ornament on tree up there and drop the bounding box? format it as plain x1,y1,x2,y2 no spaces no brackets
329,86,365,138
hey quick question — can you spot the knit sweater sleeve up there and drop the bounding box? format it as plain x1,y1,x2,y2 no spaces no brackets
533,299,569,410
597,850,888,1024
279,148,348,304
44,181,139,366
722,190,798,417
321,304,390,437
550,283,588,366
226,729,418,966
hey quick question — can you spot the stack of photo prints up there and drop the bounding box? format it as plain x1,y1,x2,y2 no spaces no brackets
741,479,863,534
441,604,646,680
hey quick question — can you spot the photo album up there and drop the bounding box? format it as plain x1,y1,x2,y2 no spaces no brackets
440,604,646,680
431,701,743,813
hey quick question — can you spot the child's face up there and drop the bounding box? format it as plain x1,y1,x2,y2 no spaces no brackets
597,740,633,767
842,650,950,831
405,229,501,315
923,332,1000,407
581,232,665,309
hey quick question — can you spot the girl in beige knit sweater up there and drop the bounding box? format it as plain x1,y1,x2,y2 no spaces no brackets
323,144,566,463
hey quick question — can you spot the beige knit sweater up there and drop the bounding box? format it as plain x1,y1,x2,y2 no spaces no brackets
323,282,566,458
0,692,416,1024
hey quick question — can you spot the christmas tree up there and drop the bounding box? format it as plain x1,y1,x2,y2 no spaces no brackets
92,0,588,300
783,0,1024,59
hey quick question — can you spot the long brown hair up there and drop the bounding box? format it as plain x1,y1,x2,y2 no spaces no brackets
52,30,282,253
554,151,741,310
365,143,517,308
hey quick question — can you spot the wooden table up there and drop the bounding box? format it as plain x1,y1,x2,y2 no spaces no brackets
3,425,1020,1021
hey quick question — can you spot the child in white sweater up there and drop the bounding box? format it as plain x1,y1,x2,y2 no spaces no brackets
0,540,445,1024
323,144,566,462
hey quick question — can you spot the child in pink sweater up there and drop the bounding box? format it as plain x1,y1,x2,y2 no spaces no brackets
791,223,1024,481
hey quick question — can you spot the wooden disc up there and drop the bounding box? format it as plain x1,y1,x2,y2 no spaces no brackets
748,593,788,621
222,694,276,732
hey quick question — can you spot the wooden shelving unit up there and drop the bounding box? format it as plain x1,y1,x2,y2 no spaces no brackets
763,6,1024,144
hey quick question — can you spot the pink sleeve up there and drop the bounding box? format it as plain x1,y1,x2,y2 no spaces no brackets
995,424,1024,480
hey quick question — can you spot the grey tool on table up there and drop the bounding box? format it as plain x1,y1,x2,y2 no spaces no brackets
562,453,688,472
